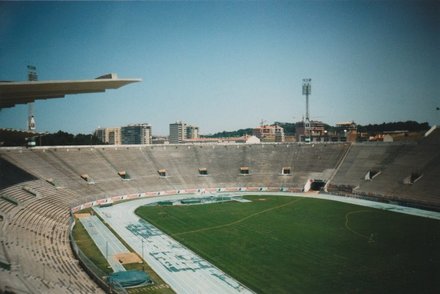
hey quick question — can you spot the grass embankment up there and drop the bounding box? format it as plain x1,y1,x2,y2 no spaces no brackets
72,219,113,275
136,195,440,294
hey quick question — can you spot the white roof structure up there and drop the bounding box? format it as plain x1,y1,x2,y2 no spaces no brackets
0,73,141,109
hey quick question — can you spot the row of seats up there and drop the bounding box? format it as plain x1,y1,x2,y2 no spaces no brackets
0,179,101,293
2,144,349,199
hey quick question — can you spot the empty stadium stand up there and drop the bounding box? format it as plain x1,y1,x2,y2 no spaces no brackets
329,127,440,210
0,132,439,292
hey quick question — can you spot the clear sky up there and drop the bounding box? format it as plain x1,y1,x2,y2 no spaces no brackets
0,1,439,135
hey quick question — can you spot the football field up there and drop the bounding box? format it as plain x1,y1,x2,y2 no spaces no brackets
135,195,440,293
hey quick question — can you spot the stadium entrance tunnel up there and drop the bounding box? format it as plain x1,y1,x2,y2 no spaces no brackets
311,180,326,191
304,179,326,192
107,270,151,288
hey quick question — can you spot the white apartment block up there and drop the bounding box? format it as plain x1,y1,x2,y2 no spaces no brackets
169,121,199,144
95,127,121,145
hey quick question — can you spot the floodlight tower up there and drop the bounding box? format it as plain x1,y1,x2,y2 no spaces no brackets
27,65,38,146
302,78,311,141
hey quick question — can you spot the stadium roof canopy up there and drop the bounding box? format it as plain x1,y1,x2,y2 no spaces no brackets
0,73,141,109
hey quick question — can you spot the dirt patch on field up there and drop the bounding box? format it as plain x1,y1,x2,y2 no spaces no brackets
114,252,142,264
258,198,267,201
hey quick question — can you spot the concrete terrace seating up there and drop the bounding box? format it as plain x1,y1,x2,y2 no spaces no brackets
0,138,438,292
355,138,440,207
3,193,100,293
2,144,350,199
330,143,408,189
329,129,440,209
0,198,17,215
0,143,349,292
0,157,38,190
0,182,39,205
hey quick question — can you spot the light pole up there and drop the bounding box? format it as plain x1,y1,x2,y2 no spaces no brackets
27,65,38,147
141,238,145,271
302,78,312,142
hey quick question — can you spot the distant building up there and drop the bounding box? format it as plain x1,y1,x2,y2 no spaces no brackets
183,135,260,144
186,125,199,139
107,127,121,145
252,125,285,142
183,138,223,144
284,135,297,142
169,121,199,144
169,122,186,144
94,128,106,143
296,121,326,142
121,123,152,144
295,120,358,142
94,127,121,145
152,136,169,144
335,121,357,142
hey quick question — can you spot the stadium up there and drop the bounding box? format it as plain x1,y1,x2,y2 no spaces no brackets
0,2,439,291
0,129,439,293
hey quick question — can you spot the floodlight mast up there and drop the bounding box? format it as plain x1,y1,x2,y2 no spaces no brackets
27,65,38,146
302,78,311,141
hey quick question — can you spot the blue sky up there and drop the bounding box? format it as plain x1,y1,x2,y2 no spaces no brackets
0,1,438,135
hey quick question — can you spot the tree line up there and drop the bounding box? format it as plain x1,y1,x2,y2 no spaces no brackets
356,121,430,134
0,131,103,147
40,131,103,146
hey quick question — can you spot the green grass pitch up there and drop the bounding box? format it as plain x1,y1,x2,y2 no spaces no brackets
135,195,440,293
